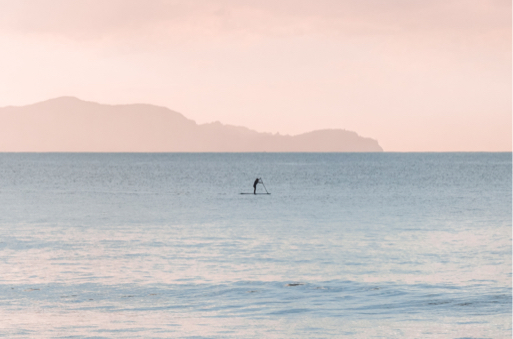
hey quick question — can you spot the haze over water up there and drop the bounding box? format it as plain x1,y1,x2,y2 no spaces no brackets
1,0,510,152
0,153,510,338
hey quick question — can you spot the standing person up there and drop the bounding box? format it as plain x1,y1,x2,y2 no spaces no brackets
253,178,261,194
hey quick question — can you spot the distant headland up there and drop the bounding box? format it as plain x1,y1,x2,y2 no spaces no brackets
0,97,383,152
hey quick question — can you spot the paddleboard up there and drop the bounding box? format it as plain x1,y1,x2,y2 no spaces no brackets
240,193,271,195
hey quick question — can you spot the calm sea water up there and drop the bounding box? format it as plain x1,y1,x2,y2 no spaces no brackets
0,153,511,338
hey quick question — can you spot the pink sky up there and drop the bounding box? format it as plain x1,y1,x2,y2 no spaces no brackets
0,0,511,151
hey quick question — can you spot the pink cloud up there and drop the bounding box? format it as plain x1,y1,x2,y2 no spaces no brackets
0,0,510,151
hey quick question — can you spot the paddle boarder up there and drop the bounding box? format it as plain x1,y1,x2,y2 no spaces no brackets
253,178,261,194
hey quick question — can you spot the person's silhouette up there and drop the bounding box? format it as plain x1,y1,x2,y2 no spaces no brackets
253,178,261,194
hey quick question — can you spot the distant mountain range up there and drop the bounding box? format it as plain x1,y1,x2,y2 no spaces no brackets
0,97,383,152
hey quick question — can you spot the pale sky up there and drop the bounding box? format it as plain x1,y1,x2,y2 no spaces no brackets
0,0,511,151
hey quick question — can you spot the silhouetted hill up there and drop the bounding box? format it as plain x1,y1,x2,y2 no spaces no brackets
0,97,383,152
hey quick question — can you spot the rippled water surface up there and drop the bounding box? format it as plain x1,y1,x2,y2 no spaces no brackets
0,153,511,338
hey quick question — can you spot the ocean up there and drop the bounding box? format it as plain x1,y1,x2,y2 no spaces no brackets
0,153,511,338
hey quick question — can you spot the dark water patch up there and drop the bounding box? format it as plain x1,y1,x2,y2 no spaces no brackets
269,308,310,315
